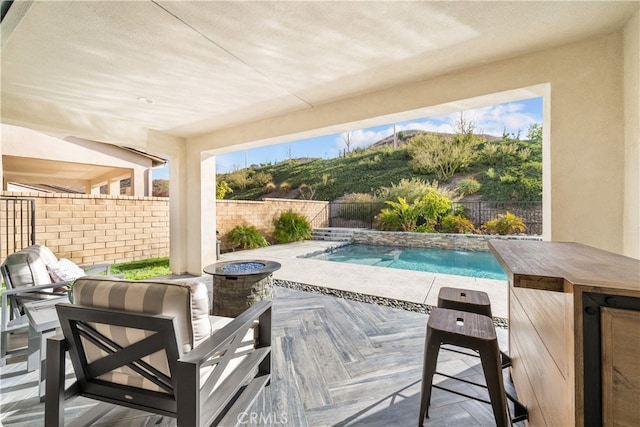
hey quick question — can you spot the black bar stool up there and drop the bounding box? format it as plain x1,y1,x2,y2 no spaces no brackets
419,307,509,427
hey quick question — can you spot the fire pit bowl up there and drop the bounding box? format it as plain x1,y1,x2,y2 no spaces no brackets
203,260,281,317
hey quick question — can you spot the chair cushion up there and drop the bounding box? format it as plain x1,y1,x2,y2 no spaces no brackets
72,276,212,352
2,244,58,288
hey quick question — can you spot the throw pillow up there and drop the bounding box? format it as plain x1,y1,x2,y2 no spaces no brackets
47,258,86,283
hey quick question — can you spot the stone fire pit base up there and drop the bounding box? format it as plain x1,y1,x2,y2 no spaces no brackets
212,272,273,317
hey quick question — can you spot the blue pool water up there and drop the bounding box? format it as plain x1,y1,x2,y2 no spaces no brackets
303,244,507,280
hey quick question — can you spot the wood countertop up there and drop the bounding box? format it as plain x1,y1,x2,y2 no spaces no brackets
488,240,640,294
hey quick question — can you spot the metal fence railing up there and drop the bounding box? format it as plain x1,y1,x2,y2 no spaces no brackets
450,201,542,235
0,198,36,262
308,204,330,229
326,200,542,235
329,202,385,229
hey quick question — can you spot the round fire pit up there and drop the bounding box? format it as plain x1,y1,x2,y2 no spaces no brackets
203,260,281,317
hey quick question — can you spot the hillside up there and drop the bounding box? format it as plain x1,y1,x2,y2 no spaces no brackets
217,128,542,203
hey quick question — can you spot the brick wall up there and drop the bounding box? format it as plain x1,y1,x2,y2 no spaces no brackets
1,192,169,265
217,198,329,251
1,193,328,264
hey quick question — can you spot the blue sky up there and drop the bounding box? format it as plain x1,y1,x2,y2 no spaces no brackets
153,97,542,179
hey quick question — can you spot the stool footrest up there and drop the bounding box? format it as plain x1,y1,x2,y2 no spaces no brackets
442,344,512,369
432,371,529,424
432,383,492,406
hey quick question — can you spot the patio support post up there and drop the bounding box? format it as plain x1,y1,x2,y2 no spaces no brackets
180,146,216,275
0,135,3,190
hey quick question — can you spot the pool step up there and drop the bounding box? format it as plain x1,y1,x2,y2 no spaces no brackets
311,228,357,242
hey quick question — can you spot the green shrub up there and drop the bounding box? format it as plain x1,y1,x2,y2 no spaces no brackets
376,178,458,204
439,215,475,234
407,131,482,181
374,208,404,231
375,197,422,232
263,182,276,194
456,177,481,197
481,212,526,235
226,169,250,190
374,192,451,232
479,162,542,201
250,171,273,188
272,210,311,243
228,225,269,249
216,181,233,199
278,181,291,194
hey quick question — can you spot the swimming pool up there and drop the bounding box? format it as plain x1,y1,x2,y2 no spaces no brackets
302,244,507,280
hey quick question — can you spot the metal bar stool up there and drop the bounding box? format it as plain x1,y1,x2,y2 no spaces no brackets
419,307,509,427
437,287,512,368
430,287,528,424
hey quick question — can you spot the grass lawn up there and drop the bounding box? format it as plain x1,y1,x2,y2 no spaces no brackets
110,257,171,280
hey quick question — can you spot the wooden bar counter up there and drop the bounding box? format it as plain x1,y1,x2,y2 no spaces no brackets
488,240,640,426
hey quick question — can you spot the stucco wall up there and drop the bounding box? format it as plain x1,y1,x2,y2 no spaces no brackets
217,198,328,252
624,11,640,259
0,192,169,265
177,29,638,274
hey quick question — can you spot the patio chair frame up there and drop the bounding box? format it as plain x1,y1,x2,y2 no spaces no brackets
45,300,272,427
0,256,112,366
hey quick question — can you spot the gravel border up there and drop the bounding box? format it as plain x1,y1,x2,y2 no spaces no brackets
274,278,509,329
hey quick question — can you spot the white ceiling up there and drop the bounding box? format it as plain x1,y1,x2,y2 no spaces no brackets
1,1,639,149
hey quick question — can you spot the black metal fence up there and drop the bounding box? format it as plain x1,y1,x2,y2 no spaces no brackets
325,200,542,235
0,198,36,261
450,201,542,235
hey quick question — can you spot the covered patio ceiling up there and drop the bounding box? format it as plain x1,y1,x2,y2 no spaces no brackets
1,1,638,151
1,1,639,274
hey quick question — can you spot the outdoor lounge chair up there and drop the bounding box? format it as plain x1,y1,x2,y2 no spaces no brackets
0,245,112,365
45,276,272,426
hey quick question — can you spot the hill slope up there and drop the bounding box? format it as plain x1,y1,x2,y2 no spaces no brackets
217,129,542,203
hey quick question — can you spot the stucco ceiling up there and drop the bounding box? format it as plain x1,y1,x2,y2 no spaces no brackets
1,1,639,150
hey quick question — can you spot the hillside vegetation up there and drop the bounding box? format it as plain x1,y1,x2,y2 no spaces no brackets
217,123,542,203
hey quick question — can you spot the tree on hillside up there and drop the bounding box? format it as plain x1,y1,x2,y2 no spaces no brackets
342,131,354,156
407,115,485,181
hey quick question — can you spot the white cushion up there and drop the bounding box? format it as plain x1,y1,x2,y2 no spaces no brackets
47,258,86,282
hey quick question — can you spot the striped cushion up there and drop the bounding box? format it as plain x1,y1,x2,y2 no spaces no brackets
72,276,212,352
70,277,259,395
72,277,214,393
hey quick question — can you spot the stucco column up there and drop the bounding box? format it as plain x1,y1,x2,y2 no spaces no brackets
172,145,216,275
108,179,119,195
0,134,4,190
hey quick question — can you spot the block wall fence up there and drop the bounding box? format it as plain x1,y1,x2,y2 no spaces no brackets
216,198,329,252
0,193,328,265
0,192,170,265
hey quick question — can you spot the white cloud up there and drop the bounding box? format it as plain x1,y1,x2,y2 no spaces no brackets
333,100,540,150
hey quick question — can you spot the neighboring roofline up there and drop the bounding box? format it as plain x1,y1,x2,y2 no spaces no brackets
121,147,167,167
7,182,85,194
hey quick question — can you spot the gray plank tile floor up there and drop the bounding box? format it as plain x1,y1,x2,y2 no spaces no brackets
1,286,522,426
